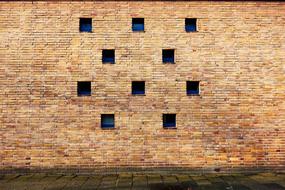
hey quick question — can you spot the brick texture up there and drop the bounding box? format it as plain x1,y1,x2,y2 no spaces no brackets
0,1,284,173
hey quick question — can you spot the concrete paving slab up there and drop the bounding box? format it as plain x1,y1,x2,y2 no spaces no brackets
98,175,118,190
162,175,181,190
44,175,76,190
231,175,278,190
80,175,102,190
132,175,147,190
116,174,132,190
249,173,285,188
191,175,211,186
63,175,89,190
0,172,284,190
220,176,251,190
146,174,163,190
176,174,198,190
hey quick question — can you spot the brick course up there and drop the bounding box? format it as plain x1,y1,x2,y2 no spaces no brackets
0,1,284,173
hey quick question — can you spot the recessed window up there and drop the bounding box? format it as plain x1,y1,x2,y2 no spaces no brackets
187,81,200,95
77,81,91,96
185,18,197,32
101,114,115,129
132,81,145,95
102,50,115,64
162,49,175,64
132,18,144,32
79,18,92,32
163,114,176,128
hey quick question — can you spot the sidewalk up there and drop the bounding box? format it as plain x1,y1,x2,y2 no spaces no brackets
0,172,284,190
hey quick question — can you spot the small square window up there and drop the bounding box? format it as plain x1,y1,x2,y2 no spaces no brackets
132,18,144,32
80,18,92,32
185,18,197,32
163,114,176,128
162,49,175,63
101,114,115,129
187,81,200,95
102,50,115,64
77,81,91,96
132,81,145,95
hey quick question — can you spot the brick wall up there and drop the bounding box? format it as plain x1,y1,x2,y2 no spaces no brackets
0,1,284,173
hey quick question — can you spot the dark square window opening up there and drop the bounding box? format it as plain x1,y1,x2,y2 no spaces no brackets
77,81,91,96
185,18,197,32
132,18,144,32
132,81,145,95
187,81,200,95
162,49,175,63
102,50,115,64
80,18,92,32
163,114,176,128
101,114,115,129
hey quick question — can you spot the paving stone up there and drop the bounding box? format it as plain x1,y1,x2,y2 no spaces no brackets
147,174,163,190
191,175,211,186
44,175,76,190
98,174,118,190
62,175,89,190
250,173,285,188
232,175,273,190
197,177,231,190
220,176,251,190
176,174,198,190
205,175,232,190
79,175,102,190
162,175,182,190
116,174,132,190
23,175,63,190
0,174,21,182
262,183,285,190
23,174,50,190
3,175,34,190
132,175,148,190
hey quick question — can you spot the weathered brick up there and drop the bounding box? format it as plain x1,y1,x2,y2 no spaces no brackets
0,1,284,173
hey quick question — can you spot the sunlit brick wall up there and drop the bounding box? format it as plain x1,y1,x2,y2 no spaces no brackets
0,1,284,173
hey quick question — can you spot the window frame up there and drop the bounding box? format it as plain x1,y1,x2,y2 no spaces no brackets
187,81,200,95
185,18,197,32
79,18,92,33
162,49,175,64
77,81,91,96
132,18,145,32
102,49,115,64
163,114,176,129
132,81,146,95
101,114,115,129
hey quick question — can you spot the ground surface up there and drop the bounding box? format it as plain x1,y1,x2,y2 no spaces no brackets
0,172,284,190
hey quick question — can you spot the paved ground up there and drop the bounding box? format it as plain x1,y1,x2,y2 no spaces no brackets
0,172,284,190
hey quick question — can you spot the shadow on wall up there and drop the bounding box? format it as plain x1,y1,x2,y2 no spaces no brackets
0,165,284,175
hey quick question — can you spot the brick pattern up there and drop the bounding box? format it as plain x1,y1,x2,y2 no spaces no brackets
0,1,284,172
